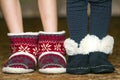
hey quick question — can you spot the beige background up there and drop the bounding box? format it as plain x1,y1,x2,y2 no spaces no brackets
0,0,120,18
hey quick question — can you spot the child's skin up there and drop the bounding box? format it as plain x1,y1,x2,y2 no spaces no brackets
0,0,58,33
1,0,67,74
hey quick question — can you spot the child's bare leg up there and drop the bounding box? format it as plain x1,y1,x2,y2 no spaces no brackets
38,0,57,32
37,0,66,74
0,0,23,33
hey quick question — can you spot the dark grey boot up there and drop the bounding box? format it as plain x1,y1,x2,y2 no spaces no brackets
89,35,115,73
90,52,114,73
64,38,90,74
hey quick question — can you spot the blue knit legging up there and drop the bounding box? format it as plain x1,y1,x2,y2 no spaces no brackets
67,0,112,43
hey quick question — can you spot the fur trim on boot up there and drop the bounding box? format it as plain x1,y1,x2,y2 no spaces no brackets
79,34,114,54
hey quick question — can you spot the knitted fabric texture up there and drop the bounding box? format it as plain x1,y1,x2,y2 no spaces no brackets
67,0,112,43
38,31,66,73
9,34,38,57
2,33,38,73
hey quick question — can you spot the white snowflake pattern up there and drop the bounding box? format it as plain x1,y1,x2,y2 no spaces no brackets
41,43,51,51
18,45,30,53
37,45,41,52
54,43,61,51
33,47,38,55
11,45,17,53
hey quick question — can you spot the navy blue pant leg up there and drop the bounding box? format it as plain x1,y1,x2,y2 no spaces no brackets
67,0,88,43
89,0,114,73
66,0,90,74
89,0,112,39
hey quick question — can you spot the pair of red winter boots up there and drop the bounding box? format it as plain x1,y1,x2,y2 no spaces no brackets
2,31,66,74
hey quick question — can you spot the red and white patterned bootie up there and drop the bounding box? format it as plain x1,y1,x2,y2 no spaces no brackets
38,31,66,73
2,32,38,73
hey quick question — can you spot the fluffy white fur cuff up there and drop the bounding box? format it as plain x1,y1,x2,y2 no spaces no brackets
99,35,114,54
80,34,114,54
64,38,80,55
64,35,114,55
79,34,100,54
